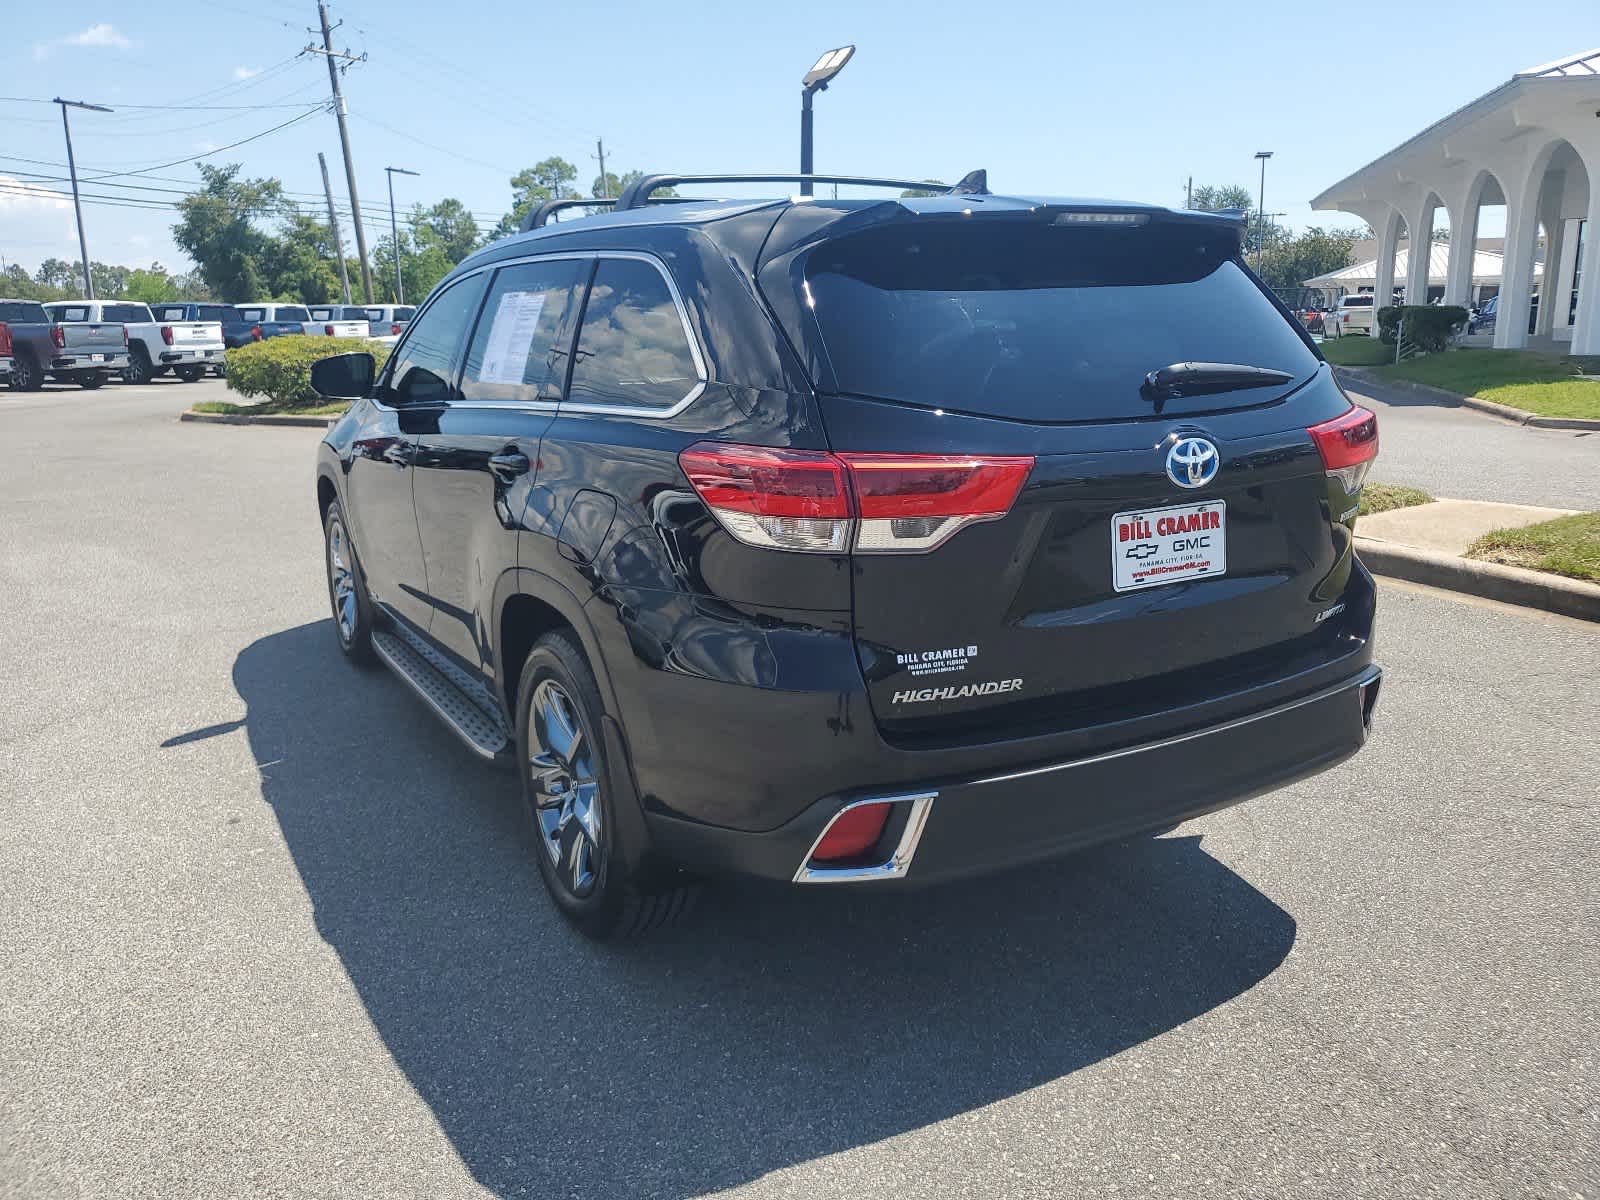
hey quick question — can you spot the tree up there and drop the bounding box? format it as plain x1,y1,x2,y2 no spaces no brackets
123,264,180,304
591,171,622,199
1188,183,1253,212
1258,226,1361,291
264,211,342,304
172,164,285,302
412,197,479,262
493,157,579,239
35,258,76,290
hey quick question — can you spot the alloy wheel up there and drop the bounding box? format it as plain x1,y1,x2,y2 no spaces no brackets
326,517,357,644
529,679,603,898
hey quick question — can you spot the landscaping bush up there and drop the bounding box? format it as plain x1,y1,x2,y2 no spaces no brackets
1376,305,1468,352
224,335,391,410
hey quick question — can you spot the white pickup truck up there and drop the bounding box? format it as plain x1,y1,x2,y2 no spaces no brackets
1325,294,1378,338
299,304,368,339
46,300,224,384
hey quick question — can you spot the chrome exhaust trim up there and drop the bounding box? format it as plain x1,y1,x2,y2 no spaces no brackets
792,792,937,884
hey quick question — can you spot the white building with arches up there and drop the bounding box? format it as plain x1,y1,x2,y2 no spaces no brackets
1311,47,1600,353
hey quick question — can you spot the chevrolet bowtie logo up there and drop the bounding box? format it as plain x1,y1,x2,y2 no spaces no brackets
1124,542,1160,560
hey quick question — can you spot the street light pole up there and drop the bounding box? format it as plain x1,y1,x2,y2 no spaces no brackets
1254,151,1273,273
384,166,418,304
799,45,855,196
53,98,113,300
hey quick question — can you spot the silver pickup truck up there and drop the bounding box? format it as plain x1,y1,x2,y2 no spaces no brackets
0,298,128,390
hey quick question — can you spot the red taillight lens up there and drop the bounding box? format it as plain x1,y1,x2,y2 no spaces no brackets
50,326,65,349
1309,405,1378,492
840,453,1034,553
812,802,892,862
680,442,1034,555
391,323,401,336
0,323,12,356
251,325,262,341
325,324,336,336
160,325,173,345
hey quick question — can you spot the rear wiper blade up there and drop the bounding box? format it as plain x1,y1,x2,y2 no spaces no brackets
1141,361,1295,407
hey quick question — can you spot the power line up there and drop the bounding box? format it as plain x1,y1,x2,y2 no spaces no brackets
82,108,325,181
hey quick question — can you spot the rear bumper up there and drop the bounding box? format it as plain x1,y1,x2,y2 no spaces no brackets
645,664,1381,886
159,348,224,363
52,353,128,370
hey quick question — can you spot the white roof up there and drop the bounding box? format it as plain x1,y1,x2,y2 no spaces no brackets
1303,244,1541,288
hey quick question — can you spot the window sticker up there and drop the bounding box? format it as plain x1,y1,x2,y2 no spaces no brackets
478,290,548,385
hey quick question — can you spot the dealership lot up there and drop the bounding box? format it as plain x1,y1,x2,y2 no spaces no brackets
2,381,1596,1198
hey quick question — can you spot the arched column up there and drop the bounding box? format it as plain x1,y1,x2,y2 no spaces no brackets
1442,197,1474,306
1373,208,1403,317
1569,138,1600,356
1404,197,1436,304
1495,149,1551,349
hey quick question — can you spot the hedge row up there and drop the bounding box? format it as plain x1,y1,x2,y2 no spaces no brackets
1376,305,1469,353
224,335,391,410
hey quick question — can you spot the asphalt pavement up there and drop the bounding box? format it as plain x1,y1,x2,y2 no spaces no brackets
1339,372,1600,510
2,377,1597,1198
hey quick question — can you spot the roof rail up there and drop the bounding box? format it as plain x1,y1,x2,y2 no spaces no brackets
613,170,989,213
520,197,617,232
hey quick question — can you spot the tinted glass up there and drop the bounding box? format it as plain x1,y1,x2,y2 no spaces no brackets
104,304,151,322
567,258,700,410
309,307,335,321
199,306,234,322
49,305,91,322
1,302,48,322
363,308,386,322
238,308,265,322
380,273,487,406
1343,296,1373,308
275,306,311,322
803,220,1319,422
460,259,585,404
151,306,187,321
340,307,369,320
394,307,415,321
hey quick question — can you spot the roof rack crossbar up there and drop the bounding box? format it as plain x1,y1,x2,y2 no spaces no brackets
520,197,617,232
613,170,989,213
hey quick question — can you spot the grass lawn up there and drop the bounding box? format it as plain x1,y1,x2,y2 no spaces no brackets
1466,512,1600,584
192,399,351,417
1319,336,1393,367
1358,483,1434,517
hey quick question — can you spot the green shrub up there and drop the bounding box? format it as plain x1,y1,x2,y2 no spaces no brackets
224,335,391,410
1376,305,1468,352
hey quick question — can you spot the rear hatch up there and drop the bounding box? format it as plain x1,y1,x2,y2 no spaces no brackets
58,322,123,355
761,204,1367,742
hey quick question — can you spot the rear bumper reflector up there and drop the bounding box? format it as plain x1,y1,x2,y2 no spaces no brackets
793,793,937,884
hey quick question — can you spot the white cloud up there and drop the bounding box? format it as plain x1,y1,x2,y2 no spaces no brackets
0,176,72,214
232,65,261,81
34,22,137,59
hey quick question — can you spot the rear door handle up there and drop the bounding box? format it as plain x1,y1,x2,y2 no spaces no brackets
488,451,531,481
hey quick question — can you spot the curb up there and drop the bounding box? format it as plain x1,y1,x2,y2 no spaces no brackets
1333,366,1600,430
180,409,337,429
1356,536,1600,623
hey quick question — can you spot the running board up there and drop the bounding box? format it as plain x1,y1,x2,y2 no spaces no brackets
371,630,513,764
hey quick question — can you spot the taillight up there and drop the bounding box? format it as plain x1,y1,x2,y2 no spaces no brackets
391,323,401,336
679,442,1034,554
50,326,65,349
811,802,892,862
0,323,12,356
251,325,262,341
1308,405,1378,492
325,324,336,336
160,325,173,345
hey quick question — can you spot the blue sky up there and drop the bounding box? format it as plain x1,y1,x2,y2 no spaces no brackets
0,1,1584,275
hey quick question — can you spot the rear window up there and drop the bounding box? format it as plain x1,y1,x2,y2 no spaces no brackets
238,308,265,323
48,305,91,322
103,304,151,322
309,307,336,321
0,301,49,323
199,306,235,322
803,219,1319,422
151,306,187,321
274,306,311,322
1341,295,1374,308
394,307,415,321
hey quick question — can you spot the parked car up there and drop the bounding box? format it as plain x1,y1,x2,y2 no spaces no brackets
47,300,223,385
309,176,1382,940
301,304,368,338
1466,293,1538,336
358,304,415,345
236,304,310,342
0,298,128,390
149,302,246,373
0,321,12,384
1298,307,1325,335
1325,294,1377,337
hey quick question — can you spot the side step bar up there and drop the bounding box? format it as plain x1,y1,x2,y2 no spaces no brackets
371,630,513,764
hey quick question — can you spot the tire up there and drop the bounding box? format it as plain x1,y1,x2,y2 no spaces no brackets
516,631,694,940
122,346,153,385
10,353,42,392
174,365,204,383
323,500,376,665
75,371,107,390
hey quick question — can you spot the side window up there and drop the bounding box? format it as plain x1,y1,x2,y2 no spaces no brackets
309,307,334,322
567,257,702,410
239,308,265,323
379,273,488,406
459,259,586,404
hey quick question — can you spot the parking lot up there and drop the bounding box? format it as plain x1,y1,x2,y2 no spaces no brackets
2,378,1597,1198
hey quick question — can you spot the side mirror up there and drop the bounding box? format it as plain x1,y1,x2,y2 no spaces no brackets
310,352,375,399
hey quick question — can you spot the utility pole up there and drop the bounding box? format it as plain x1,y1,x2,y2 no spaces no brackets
1254,151,1273,273
593,138,608,198
54,98,112,300
307,2,373,302
1185,176,1193,209
384,166,418,304
318,152,351,304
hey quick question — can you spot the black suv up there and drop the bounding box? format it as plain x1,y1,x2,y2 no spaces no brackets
311,173,1382,939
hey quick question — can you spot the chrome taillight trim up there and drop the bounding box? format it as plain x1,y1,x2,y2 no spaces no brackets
792,792,936,884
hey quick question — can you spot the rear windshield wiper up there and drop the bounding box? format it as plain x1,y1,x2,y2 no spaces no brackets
1141,361,1295,408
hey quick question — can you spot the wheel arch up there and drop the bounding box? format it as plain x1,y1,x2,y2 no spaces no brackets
492,567,621,724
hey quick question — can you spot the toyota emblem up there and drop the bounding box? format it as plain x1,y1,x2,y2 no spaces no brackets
1166,437,1220,489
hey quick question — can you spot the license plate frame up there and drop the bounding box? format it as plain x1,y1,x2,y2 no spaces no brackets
1111,499,1227,593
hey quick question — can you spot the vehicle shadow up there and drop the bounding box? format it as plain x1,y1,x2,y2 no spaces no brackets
232,621,1297,1198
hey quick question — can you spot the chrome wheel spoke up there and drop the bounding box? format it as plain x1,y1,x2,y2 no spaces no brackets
528,680,603,897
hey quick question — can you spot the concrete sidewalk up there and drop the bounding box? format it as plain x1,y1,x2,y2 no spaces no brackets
1356,498,1600,622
